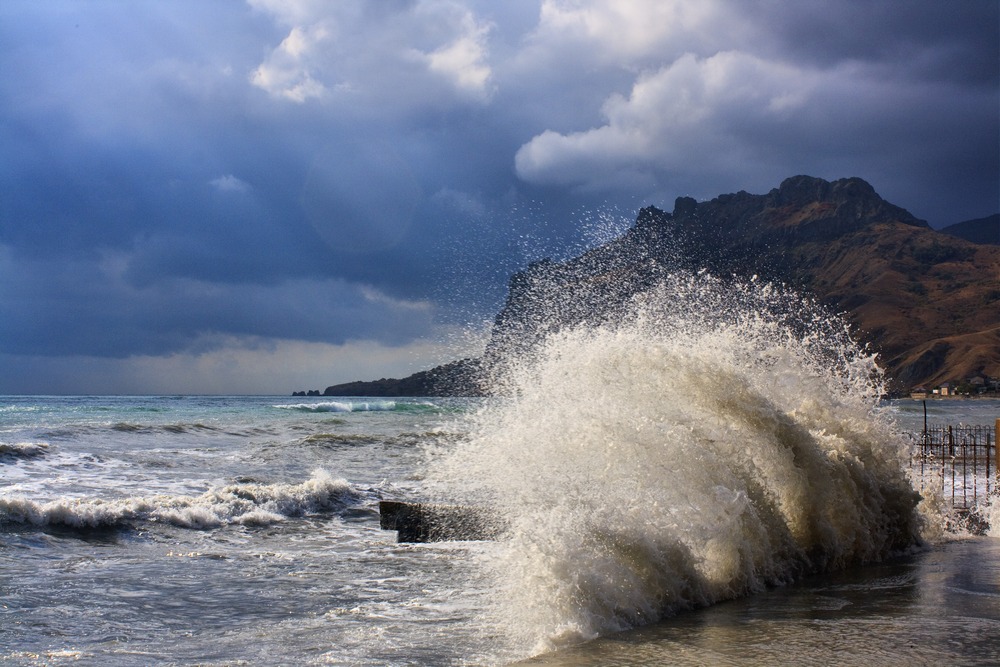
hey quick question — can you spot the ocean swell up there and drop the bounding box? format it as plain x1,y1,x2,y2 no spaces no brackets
428,275,924,655
0,469,361,530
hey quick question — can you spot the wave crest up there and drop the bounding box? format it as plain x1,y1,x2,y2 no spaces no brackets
0,442,50,461
274,401,397,413
0,469,361,530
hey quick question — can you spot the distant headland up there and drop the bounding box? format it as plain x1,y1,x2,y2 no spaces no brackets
296,176,1000,398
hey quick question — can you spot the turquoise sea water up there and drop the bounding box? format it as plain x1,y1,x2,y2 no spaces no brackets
0,395,997,665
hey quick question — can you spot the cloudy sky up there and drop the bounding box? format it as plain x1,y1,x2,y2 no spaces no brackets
1,1,997,394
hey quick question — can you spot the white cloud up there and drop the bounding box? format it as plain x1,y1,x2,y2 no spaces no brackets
250,23,330,102
514,51,818,189
245,0,337,26
416,9,495,101
248,0,495,106
518,0,739,71
360,285,433,313
209,174,251,193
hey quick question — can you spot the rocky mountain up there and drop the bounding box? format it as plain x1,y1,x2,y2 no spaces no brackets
939,214,1000,245
322,176,1000,397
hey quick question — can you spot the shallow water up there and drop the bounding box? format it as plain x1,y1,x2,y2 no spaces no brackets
517,537,1000,666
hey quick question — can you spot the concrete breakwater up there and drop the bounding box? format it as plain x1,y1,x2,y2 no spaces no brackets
378,500,505,542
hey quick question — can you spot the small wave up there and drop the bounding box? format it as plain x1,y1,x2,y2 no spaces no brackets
274,401,398,413
111,422,220,434
301,433,383,446
111,422,145,432
0,469,362,530
38,428,85,439
161,423,219,434
0,442,50,461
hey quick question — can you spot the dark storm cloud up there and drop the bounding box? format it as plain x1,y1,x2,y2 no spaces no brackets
512,1,999,225
0,247,439,358
748,0,999,85
0,0,996,392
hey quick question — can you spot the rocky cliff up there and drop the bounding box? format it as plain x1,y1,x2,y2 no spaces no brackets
322,358,484,397
324,176,1000,396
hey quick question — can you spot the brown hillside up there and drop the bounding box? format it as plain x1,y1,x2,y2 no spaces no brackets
771,219,1000,388
488,176,1000,394
894,328,1000,389
665,177,1000,391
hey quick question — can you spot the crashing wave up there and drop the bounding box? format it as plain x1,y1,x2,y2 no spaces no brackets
0,442,50,461
0,469,361,530
427,274,924,655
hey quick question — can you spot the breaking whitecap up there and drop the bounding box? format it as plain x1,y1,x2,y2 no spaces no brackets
0,469,364,530
274,400,399,412
0,441,49,461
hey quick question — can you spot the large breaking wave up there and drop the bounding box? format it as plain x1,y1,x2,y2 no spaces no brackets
427,273,924,655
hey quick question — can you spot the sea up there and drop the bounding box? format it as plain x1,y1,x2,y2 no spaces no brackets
2,278,999,665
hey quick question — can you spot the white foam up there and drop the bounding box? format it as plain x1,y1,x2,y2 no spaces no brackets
274,401,397,412
975,494,1000,538
0,469,361,529
427,275,924,655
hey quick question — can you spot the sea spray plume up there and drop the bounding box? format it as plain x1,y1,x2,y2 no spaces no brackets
426,273,923,656
982,495,1000,537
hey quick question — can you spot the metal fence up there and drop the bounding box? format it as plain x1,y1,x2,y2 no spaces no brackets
908,423,997,510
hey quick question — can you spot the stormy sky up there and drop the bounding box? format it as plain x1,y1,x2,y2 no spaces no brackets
1,0,997,394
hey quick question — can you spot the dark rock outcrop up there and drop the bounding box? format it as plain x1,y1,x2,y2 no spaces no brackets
378,500,505,542
323,358,485,397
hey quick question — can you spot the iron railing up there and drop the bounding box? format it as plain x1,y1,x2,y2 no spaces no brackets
907,423,996,510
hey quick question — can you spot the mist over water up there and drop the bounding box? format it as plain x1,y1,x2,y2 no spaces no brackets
427,273,925,656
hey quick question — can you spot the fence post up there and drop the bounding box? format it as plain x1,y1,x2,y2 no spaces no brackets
988,425,993,497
